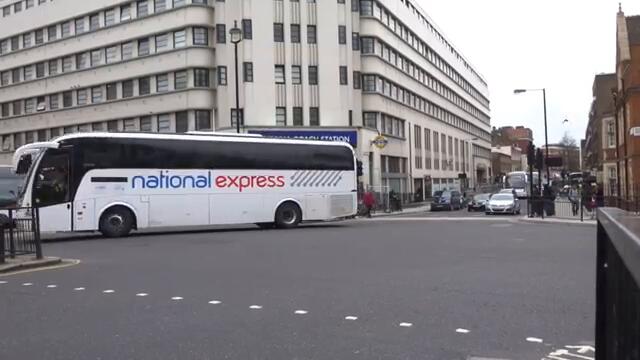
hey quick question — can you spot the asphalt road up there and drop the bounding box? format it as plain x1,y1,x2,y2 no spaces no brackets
0,219,596,360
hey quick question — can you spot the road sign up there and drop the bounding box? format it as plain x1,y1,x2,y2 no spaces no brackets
630,127,640,137
371,135,388,149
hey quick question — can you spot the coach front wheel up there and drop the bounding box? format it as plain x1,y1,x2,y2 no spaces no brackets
275,202,302,229
100,206,135,238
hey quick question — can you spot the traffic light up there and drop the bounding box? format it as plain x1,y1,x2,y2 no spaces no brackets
535,148,544,171
356,160,363,177
527,143,535,168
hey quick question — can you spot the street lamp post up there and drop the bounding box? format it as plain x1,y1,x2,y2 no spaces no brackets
229,21,243,134
514,88,550,185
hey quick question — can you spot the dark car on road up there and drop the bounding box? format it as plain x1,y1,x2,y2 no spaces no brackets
467,193,491,211
0,166,23,209
431,190,463,211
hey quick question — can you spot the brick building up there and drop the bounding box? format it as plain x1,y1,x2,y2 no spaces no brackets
614,8,640,197
495,126,533,153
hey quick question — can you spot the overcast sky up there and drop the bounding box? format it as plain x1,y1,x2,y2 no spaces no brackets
416,0,640,146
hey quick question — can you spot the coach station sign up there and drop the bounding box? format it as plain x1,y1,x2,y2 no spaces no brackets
249,130,358,147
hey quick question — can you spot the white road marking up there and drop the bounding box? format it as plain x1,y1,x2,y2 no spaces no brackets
526,337,543,343
73,287,85,291
549,349,594,359
103,289,115,293
171,296,183,301
208,300,221,305
136,293,148,297
375,217,511,222
22,282,33,286
46,284,57,288
294,310,308,315
399,322,413,327
565,345,595,354
455,328,470,334
345,316,358,321
0,280,7,284
249,305,262,310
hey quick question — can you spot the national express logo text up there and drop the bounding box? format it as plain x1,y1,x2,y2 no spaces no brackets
131,171,285,192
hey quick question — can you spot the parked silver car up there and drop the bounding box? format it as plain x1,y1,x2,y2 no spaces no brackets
485,193,521,215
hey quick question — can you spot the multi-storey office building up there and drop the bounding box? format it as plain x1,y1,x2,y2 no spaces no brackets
0,0,491,199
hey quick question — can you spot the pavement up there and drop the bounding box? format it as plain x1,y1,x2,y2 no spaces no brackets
0,255,63,274
0,219,595,360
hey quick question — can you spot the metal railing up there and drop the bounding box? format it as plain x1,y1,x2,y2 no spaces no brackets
596,208,640,359
0,207,42,264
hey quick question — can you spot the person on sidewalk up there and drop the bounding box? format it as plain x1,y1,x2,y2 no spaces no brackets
568,186,579,216
363,191,376,218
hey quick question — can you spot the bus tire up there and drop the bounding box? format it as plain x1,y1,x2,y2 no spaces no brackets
99,206,135,238
274,202,302,229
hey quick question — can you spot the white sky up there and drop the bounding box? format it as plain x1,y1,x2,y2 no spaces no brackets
416,0,640,146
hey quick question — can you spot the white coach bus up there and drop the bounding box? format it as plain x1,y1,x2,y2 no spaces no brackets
10,132,357,237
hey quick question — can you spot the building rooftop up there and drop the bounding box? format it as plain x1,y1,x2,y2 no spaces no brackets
627,15,640,45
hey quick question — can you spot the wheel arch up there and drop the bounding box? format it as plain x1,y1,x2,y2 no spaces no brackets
272,198,303,221
97,202,139,230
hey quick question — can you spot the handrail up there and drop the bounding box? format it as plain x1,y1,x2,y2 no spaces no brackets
597,207,640,285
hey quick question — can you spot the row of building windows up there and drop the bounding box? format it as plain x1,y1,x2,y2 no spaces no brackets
362,112,405,139
412,124,470,172
1,0,48,19
0,0,208,55
0,27,209,87
361,37,489,124
359,0,489,109
366,0,486,87
0,68,211,119
361,74,490,142
0,110,213,152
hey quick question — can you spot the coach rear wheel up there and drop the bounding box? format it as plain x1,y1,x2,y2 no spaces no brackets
275,202,302,229
100,206,135,238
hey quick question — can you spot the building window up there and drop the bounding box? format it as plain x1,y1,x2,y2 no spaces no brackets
243,62,253,82
121,4,131,21
63,91,73,107
13,101,22,116
24,98,36,114
122,80,134,98
139,77,150,95
106,120,118,132
89,14,100,31
175,111,188,132
338,25,346,44
606,120,615,148
11,68,21,83
47,25,57,41
353,71,361,89
363,112,377,129
217,66,227,85
156,74,169,92
157,114,171,132
138,38,150,56
360,0,373,15
90,49,103,66
173,0,186,7
106,46,119,63
242,19,252,40
1,71,9,86
36,63,45,78
2,6,9,18
154,0,167,13
155,33,169,51
23,66,33,81
106,83,117,100
122,42,134,60
352,32,360,50
308,66,318,85
1,103,8,117
23,33,32,48
75,53,87,69
360,37,374,53
339,66,348,85
193,27,208,45
35,29,43,45
174,70,188,90
91,86,103,103
307,25,317,44
77,89,88,105
194,68,209,87
104,8,116,26
309,107,320,126
274,23,284,42
352,0,359,12
291,66,302,85
10,36,18,51
290,24,300,43
14,2,21,13
293,107,303,126
61,22,71,38
122,118,136,131
137,1,149,17
275,65,285,84
362,75,375,91
196,110,211,130
216,24,226,43
174,29,187,48
276,107,286,126
75,18,86,34
140,116,152,131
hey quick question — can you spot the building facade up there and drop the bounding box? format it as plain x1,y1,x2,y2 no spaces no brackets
0,0,491,199
583,73,616,190
496,125,532,154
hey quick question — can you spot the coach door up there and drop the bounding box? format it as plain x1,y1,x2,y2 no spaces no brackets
33,148,73,232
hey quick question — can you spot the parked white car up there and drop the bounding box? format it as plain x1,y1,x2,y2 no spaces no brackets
485,193,521,215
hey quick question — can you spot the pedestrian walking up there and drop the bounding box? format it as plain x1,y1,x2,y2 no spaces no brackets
568,186,579,216
363,191,376,218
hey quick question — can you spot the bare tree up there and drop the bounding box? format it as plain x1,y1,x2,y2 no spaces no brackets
559,131,577,147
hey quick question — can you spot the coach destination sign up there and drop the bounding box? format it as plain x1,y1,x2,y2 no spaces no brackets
249,130,358,147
